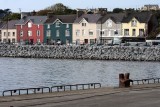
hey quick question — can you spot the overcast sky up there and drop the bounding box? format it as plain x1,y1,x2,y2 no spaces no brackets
1,0,160,12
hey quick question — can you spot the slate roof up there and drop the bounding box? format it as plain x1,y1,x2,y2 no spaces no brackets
74,14,102,23
2,20,19,29
122,12,152,23
97,13,125,24
0,22,5,29
45,15,77,24
16,16,47,25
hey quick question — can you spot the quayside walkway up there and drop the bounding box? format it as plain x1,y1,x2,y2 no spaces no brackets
1,83,160,107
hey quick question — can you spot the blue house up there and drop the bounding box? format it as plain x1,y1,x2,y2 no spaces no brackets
44,15,76,45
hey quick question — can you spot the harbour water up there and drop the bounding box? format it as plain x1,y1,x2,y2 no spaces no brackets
0,57,160,94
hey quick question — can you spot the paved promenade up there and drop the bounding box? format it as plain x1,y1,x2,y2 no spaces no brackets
1,84,160,107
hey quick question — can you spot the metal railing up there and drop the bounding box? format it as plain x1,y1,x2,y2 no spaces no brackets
2,87,50,96
51,83,101,92
132,78,160,85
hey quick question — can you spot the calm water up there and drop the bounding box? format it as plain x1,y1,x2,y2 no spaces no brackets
0,58,160,93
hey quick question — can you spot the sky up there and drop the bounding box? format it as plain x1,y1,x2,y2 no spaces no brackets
1,0,160,12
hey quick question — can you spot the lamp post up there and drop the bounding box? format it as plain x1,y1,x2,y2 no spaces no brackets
100,17,103,44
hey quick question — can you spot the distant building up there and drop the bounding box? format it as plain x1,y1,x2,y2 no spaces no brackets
141,5,159,11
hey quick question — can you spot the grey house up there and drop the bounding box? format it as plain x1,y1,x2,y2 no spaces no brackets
97,13,125,44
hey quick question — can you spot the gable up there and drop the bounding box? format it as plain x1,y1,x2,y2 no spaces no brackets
79,18,88,24
53,19,63,24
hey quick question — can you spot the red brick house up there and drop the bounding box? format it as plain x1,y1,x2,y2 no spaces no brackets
16,16,47,44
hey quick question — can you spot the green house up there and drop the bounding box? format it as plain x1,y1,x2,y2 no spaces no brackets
44,15,76,45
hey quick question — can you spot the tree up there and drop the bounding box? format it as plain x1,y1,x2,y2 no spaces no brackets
37,3,76,15
113,8,124,13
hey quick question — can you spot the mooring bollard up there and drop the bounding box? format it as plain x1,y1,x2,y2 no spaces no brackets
119,73,133,88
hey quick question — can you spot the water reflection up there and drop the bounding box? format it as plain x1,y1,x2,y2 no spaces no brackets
0,58,160,93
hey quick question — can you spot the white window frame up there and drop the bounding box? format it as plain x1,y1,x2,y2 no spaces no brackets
89,30,93,36
47,24,50,29
28,22,32,28
56,22,60,27
37,30,40,36
28,30,32,36
46,30,51,37
56,30,59,37
20,31,23,37
65,29,70,37
82,29,86,36
76,30,80,36
66,24,69,28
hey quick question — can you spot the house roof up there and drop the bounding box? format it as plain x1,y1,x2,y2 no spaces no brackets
45,15,77,24
2,20,19,29
0,22,6,29
74,14,102,23
97,13,125,24
16,16,47,25
122,12,152,23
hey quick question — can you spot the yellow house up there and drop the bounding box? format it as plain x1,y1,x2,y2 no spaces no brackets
122,12,156,38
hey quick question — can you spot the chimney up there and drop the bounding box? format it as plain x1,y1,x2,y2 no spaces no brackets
76,10,84,18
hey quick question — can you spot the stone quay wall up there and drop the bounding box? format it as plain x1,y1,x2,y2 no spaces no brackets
0,44,160,61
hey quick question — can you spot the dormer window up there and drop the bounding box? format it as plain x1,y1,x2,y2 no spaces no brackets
56,22,60,27
106,20,112,27
28,22,32,28
131,20,137,26
82,23,86,27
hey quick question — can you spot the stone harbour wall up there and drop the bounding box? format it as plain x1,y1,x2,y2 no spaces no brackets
0,44,160,61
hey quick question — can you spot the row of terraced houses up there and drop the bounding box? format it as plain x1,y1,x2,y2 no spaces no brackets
0,11,158,45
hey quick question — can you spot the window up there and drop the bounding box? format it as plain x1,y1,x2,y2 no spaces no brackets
28,31,32,36
28,22,32,28
82,23,86,27
37,39,40,43
37,30,40,36
3,39,6,43
65,30,70,36
0,30,1,35
100,31,105,36
114,30,118,35
82,30,85,36
89,30,93,36
76,30,80,36
132,29,136,36
139,29,144,37
106,20,112,27
131,20,137,26
56,30,59,37
21,25,23,29
56,22,60,27
46,30,51,37
76,39,80,44
66,24,69,28
12,39,15,43
37,24,40,28
13,32,15,36
47,24,50,29
4,32,6,36
20,31,23,37
124,29,129,35
90,39,95,44
8,32,10,36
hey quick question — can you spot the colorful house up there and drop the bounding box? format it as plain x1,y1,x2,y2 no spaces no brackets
16,16,47,44
1,20,19,43
97,13,125,44
122,12,158,38
44,15,76,45
73,14,102,44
